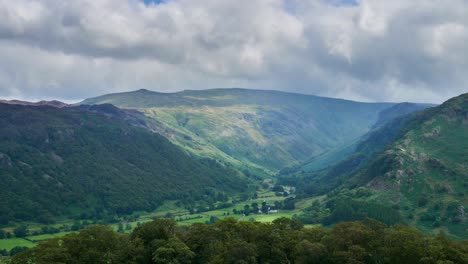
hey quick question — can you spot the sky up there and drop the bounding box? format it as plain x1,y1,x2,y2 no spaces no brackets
0,0,467,103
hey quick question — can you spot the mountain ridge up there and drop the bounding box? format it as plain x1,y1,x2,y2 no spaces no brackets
81,88,407,175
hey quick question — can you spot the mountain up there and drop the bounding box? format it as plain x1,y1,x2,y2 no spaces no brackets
278,102,433,175
293,93,468,239
0,103,247,224
0,99,69,108
372,102,435,129
82,88,398,175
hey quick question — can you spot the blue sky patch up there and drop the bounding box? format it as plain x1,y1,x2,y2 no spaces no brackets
143,0,166,5
328,0,359,6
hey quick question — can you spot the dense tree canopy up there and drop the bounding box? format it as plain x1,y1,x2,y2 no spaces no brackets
0,103,248,224
11,218,468,264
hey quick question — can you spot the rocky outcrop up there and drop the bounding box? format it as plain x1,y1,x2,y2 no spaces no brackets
0,152,12,167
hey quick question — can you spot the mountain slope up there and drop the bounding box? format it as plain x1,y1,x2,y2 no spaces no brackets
278,102,432,178
0,103,247,224
82,88,396,175
295,93,468,239
354,93,468,238
372,102,434,129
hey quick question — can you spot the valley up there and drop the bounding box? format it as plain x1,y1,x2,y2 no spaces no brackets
281,93,468,239
1,181,311,257
1,89,467,261
82,88,397,175
1,0,468,262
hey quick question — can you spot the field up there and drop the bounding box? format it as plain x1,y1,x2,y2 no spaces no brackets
0,184,313,253
0,238,35,251
26,232,74,242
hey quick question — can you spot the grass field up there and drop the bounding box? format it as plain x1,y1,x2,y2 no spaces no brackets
246,213,297,222
0,238,35,251
26,232,74,242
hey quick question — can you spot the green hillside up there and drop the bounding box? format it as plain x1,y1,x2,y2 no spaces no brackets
0,103,247,224
82,88,395,175
291,93,468,239
279,102,433,176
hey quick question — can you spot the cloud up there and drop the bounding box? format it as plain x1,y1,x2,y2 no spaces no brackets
0,0,466,103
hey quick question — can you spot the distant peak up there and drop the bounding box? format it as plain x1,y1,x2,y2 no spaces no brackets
136,88,152,93
0,99,68,108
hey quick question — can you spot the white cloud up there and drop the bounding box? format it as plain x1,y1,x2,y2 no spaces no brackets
0,0,466,103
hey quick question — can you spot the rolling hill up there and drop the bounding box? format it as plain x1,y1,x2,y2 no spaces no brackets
82,88,399,175
0,103,247,224
292,93,468,239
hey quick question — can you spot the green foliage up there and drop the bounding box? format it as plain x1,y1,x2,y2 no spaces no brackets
295,190,403,226
11,225,144,264
272,185,284,192
152,237,195,264
12,226,27,238
286,93,468,239
0,103,248,223
8,246,28,256
11,218,468,264
132,219,177,245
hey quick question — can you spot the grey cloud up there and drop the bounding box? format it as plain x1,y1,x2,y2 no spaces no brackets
0,0,467,103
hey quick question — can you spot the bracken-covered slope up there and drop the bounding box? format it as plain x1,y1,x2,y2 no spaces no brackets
82,88,396,175
0,103,247,224
295,93,468,239
356,93,468,238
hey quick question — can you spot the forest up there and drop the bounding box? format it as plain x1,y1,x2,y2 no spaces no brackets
8,218,468,264
0,103,248,224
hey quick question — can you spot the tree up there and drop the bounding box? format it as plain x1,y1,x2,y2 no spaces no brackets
272,217,303,230
152,237,195,264
118,223,124,233
382,226,427,264
283,197,296,210
132,219,177,245
272,185,284,192
294,240,327,264
9,246,28,256
13,225,27,238
41,226,59,234
11,225,144,264
71,221,82,231
251,203,259,214
274,201,281,210
244,205,251,216
9,218,468,264
207,216,219,224
215,240,258,264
